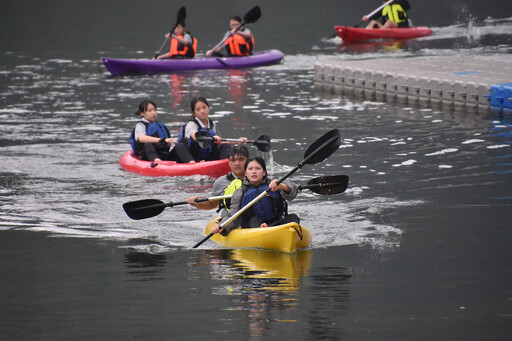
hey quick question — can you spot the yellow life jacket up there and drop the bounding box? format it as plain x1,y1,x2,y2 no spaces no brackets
221,177,243,212
382,4,407,24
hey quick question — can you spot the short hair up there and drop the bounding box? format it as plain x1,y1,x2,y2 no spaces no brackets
228,145,249,159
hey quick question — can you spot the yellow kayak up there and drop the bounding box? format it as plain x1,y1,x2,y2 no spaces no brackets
204,217,312,253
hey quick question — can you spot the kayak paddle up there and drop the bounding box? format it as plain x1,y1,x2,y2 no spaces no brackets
208,6,261,55
193,129,341,248
154,6,186,59
122,174,349,220
123,195,231,220
195,130,271,152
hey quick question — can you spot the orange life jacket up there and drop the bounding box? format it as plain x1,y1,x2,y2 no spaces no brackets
169,33,197,58
224,30,254,56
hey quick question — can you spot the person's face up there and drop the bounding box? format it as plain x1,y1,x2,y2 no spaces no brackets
141,103,157,122
245,160,266,185
228,154,247,178
193,101,210,122
174,24,185,35
230,20,241,30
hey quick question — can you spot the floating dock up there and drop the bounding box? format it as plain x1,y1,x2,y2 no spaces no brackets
314,55,512,110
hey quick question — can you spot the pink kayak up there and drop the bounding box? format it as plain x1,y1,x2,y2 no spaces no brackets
118,151,230,178
334,25,432,43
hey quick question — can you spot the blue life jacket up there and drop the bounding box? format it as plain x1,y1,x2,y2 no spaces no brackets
130,121,170,156
241,181,285,224
177,118,216,160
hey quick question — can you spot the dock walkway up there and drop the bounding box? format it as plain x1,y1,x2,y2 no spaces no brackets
314,55,512,110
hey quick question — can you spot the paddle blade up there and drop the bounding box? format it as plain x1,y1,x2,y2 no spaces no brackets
243,6,262,24
303,129,341,165
302,175,349,195
175,6,186,27
195,130,212,149
255,135,271,152
123,199,166,220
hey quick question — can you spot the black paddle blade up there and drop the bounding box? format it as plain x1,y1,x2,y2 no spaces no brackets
303,175,349,195
123,199,166,220
175,6,186,27
302,129,341,165
195,130,212,149
243,6,262,24
255,135,271,152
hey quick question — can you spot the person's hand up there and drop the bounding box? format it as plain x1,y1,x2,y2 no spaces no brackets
186,196,199,207
211,223,223,234
238,137,248,144
269,179,279,191
206,50,212,57
362,15,369,21
165,33,171,39
213,135,222,144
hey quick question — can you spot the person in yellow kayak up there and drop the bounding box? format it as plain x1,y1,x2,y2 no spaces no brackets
206,15,255,57
186,145,249,212
156,21,197,59
210,157,300,236
363,0,410,29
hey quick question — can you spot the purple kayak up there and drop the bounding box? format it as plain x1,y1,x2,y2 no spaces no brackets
101,49,284,76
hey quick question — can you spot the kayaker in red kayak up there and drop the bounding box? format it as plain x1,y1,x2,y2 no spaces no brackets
178,97,248,162
156,21,197,59
363,0,410,29
186,144,249,211
210,157,300,236
206,15,255,57
130,100,195,163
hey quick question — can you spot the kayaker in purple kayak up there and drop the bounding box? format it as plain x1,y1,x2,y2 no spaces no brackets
130,100,195,163
206,15,255,57
177,97,248,162
363,0,411,29
156,21,197,60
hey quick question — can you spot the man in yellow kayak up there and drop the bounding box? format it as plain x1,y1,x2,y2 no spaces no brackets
186,145,249,212
363,0,410,29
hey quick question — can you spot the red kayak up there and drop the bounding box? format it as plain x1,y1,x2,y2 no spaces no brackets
334,25,432,43
118,151,230,178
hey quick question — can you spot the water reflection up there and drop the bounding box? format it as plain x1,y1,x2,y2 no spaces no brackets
188,249,312,338
227,69,249,106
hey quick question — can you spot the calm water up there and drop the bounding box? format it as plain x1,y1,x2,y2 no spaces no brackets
1,0,512,339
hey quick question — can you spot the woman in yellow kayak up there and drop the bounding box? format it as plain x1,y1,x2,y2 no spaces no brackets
210,157,300,236
363,0,410,29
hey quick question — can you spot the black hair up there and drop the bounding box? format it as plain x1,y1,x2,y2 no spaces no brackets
228,145,249,159
134,99,157,116
190,96,209,112
244,157,266,172
230,15,242,23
